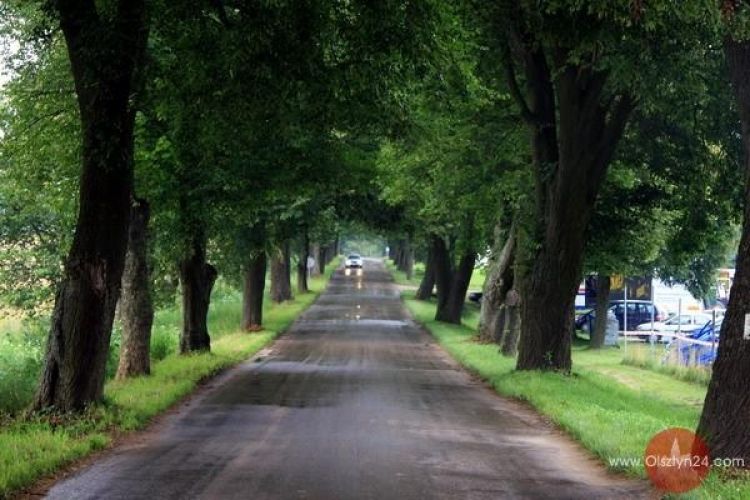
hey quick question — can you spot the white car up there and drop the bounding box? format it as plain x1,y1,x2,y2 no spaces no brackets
635,313,713,333
345,254,363,269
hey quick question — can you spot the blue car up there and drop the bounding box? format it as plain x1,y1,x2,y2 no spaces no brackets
666,320,721,367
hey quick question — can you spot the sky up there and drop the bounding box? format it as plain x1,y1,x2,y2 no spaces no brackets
0,35,19,90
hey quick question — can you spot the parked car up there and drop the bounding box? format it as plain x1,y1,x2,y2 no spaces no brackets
468,292,483,304
635,313,714,342
666,319,722,367
345,254,363,268
575,300,669,333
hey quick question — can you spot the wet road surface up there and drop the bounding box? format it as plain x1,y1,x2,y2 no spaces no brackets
47,259,649,499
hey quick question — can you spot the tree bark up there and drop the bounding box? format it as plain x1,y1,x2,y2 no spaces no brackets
388,240,397,261
297,232,309,294
402,236,414,279
415,244,436,300
436,250,475,324
432,233,476,325
317,244,327,276
241,251,266,331
116,198,153,379
697,37,750,463
500,294,521,356
33,0,148,411
309,243,321,276
179,232,217,353
478,224,516,342
590,275,611,349
271,241,293,302
432,235,453,318
507,25,633,372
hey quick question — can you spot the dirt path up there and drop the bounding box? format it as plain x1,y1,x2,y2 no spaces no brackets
46,260,650,499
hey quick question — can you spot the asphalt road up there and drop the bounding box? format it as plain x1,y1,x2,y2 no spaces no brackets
47,259,649,499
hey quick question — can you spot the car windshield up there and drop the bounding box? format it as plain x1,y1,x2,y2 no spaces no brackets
348,255,360,259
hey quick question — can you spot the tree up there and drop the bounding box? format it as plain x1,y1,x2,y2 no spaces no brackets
31,0,148,411
116,198,154,378
376,14,517,325
488,1,714,371
697,0,750,463
477,220,517,346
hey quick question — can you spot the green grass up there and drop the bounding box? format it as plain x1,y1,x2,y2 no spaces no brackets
402,293,750,499
0,262,337,498
622,344,713,386
385,259,424,287
385,258,486,292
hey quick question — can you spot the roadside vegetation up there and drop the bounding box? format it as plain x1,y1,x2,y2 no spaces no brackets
401,292,750,499
0,268,335,497
5,1,750,497
622,345,713,387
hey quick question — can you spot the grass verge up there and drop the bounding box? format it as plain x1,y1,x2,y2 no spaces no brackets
0,261,338,498
384,259,485,291
402,293,750,499
622,344,712,386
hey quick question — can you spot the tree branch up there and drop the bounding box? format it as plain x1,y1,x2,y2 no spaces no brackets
502,40,538,126
586,94,635,196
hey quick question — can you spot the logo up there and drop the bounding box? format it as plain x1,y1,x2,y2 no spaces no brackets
644,427,710,493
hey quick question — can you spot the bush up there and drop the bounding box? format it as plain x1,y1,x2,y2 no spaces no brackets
0,319,45,414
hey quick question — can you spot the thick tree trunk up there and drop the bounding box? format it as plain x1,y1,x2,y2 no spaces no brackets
297,232,309,294
415,245,436,300
478,224,516,342
270,242,293,303
432,236,453,318
116,198,153,379
33,1,147,411
436,250,475,324
179,233,217,353
241,252,266,331
697,38,750,463
509,33,632,372
590,275,611,349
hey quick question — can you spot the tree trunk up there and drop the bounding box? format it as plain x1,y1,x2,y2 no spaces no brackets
242,252,266,331
179,233,217,353
271,242,293,303
297,232,309,294
317,244,327,276
396,239,406,270
403,237,414,279
310,243,321,276
500,294,521,356
432,235,452,318
33,1,148,411
590,275,611,349
508,29,633,372
478,224,516,342
415,245,436,300
436,250,475,324
697,37,750,463
493,306,508,344
116,198,153,379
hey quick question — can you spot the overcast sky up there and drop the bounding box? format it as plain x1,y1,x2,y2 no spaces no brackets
0,35,19,89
